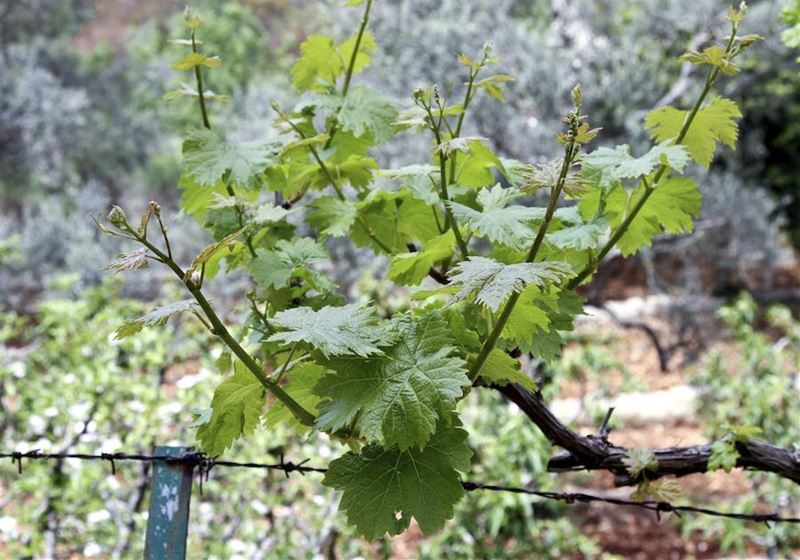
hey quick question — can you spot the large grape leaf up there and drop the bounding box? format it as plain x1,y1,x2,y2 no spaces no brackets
314,312,469,449
447,256,573,311
449,184,541,249
195,360,265,457
644,96,741,169
268,304,389,357
322,424,472,538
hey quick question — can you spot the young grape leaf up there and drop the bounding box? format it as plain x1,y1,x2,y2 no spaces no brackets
115,300,201,340
196,360,265,456
645,96,741,169
248,239,332,292
454,140,507,188
581,143,689,188
320,85,397,142
580,177,701,256
105,248,149,274
547,220,605,251
248,251,293,289
338,31,377,75
183,128,276,186
187,228,244,276
292,35,342,92
449,184,541,249
323,423,472,539
478,348,536,391
388,231,456,286
177,172,228,221
315,312,469,449
448,256,573,311
306,196,358,237
522,158,589,196
679,46,739,74
434,136,487,157
268,304,389,357
171,51,220,71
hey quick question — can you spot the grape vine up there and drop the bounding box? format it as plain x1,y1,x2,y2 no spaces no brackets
99,2,800,539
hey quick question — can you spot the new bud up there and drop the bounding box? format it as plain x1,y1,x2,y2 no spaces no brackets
570,83,583,109
108,206,129,229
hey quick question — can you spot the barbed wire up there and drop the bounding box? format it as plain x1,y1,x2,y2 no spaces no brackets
2,449,799,526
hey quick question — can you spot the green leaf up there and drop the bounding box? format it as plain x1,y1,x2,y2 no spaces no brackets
680,46,739,75
248,239,331,291
171,51,221,71
315,312,469,449
306,196,358,237
275,238,329,266
178,172,228,221
503,287,584,361
268,304,389,357
708,438,739,473
581,143,690,188
645,97,742,169
580,177,701,256
547,221,604,251
478,349,536,391
263,362,325,429
449,185,540,249
447,256,573,312
248,251,292,289
388,231,455,286
292,35,343,92
183,128,275,186
475,74,516,102
338,31,377,75
323,423,472,538
196,361,265,456
115,300,201,340
187,228,244,276
435,136,487,157
320,86,397,142
454,140,507,188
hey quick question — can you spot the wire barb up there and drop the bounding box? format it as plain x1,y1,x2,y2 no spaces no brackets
2,449,799,525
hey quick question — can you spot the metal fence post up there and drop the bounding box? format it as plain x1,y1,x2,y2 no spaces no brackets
144,446,195,560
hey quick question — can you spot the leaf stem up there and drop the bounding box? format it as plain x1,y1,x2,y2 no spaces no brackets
468,139,578,382
422,103,469,258
191,31,211,130
274,342,299,383
135,234,316,427
324,0,373,149
283,115,393,254
567,22,740,289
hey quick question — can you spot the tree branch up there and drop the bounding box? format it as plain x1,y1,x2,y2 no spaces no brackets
488,382,800,486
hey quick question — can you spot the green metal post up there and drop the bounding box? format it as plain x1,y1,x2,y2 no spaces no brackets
144,446,195,559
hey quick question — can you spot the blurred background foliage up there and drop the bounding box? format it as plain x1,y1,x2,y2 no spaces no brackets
1,0,799,557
